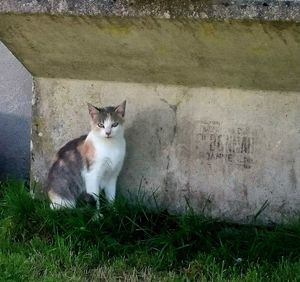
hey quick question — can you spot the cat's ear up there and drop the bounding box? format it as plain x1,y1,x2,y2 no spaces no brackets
87,103,99,118
115,100,126,118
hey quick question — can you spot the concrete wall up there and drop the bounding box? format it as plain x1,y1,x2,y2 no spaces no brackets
1,3,300,223
0,42,32,179
32,78,300,224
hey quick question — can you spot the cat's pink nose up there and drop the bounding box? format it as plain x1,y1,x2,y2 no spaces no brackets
105,131,111,137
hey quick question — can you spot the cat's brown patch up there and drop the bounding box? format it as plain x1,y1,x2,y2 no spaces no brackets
79,140,95,170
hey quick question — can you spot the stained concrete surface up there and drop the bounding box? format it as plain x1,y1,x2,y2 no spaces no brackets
0,15,299,91
1,2,300,223
1,0,300,21
0,42,32,179
32,78,300,224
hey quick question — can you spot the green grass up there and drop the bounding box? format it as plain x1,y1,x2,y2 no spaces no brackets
1,179,300,281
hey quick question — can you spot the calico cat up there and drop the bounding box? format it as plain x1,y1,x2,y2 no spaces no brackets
45,101,126,210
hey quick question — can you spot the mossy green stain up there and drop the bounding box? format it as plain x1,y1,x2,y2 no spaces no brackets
0,14,300,91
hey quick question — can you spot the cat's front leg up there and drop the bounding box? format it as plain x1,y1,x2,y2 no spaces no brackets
85,174,100,209
104,176,117,203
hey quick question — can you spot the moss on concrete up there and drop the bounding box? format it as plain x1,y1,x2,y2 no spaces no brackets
0,14,300,91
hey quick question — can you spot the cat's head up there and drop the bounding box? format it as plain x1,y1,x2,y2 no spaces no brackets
87,100,126,139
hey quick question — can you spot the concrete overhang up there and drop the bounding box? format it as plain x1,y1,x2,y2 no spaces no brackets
0,0,300,91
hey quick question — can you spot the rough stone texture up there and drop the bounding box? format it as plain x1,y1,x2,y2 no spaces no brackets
32,78,300,224
1,0,300,21
1,1,300,223
0,15,300,91
0,42,32,179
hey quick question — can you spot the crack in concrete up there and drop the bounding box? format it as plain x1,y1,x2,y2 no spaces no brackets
160,98,179,206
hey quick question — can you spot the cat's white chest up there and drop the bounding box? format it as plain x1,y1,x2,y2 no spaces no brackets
96,141,125,173
90,136,126,179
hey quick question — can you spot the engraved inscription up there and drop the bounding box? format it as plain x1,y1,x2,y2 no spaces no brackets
195,121,255,169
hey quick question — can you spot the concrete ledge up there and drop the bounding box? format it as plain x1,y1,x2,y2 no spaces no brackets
1,0,300,21
0,14,299,91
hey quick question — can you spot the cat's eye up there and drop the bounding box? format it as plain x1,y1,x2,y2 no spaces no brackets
112,122,119,127
98,123,104,128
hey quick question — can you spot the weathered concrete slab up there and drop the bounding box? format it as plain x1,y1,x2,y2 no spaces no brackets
1,0,300,21
1,1,300,223
0,14,300,91
32,78,300,224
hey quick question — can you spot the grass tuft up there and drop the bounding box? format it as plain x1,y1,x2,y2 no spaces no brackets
1,179,300,281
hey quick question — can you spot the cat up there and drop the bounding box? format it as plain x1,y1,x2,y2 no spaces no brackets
45,100,126,210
